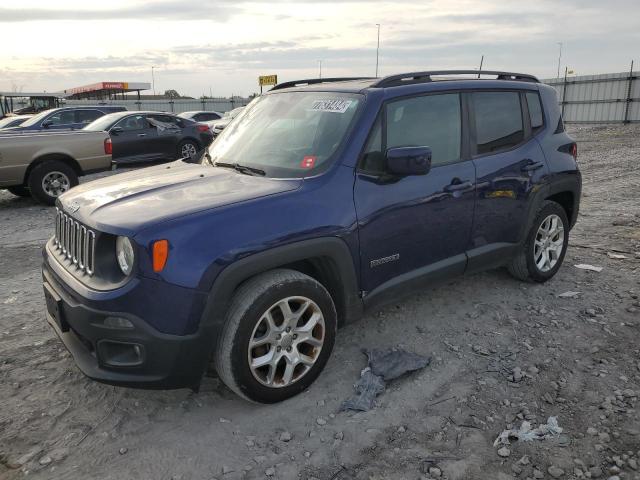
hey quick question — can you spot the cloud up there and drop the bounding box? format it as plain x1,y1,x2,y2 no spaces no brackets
0,1,240,22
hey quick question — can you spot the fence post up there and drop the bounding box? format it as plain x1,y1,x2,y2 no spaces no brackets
561,66,568,119
623,60,634,124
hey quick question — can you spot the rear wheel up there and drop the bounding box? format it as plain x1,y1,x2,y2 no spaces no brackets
7,185,31,198
178,139,199,159
214,269,337,403
27,161,78,205
508,201,569,282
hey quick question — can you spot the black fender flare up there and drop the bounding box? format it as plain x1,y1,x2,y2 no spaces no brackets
520,174,581,242
199,236,362,342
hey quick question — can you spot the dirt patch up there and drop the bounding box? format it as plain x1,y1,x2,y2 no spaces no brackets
1,125,639,480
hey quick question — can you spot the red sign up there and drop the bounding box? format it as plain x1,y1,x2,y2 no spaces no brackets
300,156,316,169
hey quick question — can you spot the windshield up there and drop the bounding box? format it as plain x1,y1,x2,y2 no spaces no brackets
206,92,362,178
19,109,55,127
83,113,121,131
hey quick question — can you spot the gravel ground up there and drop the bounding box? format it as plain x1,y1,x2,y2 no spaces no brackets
1,124,639,480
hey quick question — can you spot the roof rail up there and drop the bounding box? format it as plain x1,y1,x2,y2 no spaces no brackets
373,70,540,88
270,77,374,91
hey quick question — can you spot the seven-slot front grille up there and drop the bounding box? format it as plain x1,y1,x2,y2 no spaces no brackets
53,208,96,276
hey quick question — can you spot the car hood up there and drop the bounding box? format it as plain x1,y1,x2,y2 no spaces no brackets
58,161,302,235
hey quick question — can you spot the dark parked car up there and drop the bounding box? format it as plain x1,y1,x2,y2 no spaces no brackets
178,111,223,122
0,114,33,129
43,71,580,403
206,106,245,137
83,111,213,164
2,106,125,133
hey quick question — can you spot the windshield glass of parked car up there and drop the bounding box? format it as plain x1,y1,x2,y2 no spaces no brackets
206,92,362,178
83,113,121,132
18,109,55,127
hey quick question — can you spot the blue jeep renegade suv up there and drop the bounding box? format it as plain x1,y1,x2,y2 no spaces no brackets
42,71,581,403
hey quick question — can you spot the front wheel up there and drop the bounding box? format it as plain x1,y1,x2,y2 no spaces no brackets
508,200,569,282
214,269,337,403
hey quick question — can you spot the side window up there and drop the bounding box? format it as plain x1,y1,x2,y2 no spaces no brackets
115,115,148,131
386,93,461,166
77,109,103,124
148,114,180,128
359,115,384,173
472,91,524,155
525,92,544,133
47,110,75,126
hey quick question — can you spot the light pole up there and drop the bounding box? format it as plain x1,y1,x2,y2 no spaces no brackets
151,66,156,96
556,42,562,79
319,60,322,79
375,24,381,77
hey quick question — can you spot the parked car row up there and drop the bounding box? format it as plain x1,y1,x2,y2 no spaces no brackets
0,107,216,204
0,114,33,129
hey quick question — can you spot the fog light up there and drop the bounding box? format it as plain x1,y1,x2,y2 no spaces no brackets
98,340,144,367
103,316,134,329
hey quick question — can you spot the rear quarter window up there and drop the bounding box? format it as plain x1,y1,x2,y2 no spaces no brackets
526,92,544,132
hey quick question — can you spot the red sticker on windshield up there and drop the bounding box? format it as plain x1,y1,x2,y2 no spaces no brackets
301,156,316,168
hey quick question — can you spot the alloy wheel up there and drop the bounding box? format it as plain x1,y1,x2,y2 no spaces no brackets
247,296,325,388
41,171,71,197
534,214,565,272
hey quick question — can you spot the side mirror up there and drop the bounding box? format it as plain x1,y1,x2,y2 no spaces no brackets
42,120,52,129
110,126,123,135
386,146,432,176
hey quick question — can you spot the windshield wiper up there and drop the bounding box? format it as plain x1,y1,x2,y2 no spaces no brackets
215,162,266,176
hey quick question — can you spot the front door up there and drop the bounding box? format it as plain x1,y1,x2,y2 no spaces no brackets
110,114,158,163
354,92,476,301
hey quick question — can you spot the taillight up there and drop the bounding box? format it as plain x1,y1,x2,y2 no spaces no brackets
570,143,577,160
104,138,113,155
195,124,210,133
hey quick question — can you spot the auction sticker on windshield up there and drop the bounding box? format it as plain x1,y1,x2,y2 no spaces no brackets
300,155,317,168
310,99,353,113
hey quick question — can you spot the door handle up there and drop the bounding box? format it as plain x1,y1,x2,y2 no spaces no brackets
521,160,544,172
444,181,473,192
137,133,147,137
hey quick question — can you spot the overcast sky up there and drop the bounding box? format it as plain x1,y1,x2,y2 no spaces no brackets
1,0,638,98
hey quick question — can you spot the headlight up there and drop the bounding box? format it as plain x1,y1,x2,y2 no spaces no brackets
116,236,135,276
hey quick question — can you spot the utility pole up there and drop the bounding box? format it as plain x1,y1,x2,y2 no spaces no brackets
478,55,484,78
556,42,562,79
151,66,156,96
319,60,322,79
375,23,381,77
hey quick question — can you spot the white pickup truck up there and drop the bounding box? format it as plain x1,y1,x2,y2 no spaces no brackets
0,130,112,205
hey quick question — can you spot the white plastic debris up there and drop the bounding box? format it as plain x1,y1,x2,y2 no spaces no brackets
606,252,627,259
574,264,603,272
494,417,563,447
558,291,581,298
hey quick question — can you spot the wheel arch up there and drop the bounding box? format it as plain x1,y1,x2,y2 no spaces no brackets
23,153,81,185
521,176,581,242
200,238,362,335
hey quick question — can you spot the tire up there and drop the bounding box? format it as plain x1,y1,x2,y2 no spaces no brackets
214,269,337,403
27,161,78,206
177,139,199,159
508,200,569,283
7,185,31,198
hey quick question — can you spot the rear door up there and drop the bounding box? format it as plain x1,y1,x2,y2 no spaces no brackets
467,89,549,271
354,92,476,300
146,114,182,160
76,109,104,129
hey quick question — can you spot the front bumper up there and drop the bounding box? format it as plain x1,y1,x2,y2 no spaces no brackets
42,254,214,390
